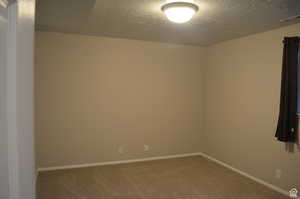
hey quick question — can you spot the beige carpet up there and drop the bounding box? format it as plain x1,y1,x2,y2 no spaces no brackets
37,156,288,199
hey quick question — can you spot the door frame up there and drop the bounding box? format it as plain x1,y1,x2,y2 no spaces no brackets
6,1,21,199
1,0,36,199
0,1,9,199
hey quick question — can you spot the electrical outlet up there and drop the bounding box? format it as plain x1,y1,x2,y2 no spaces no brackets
144,145,149,151
275,169,282,179
118,146,124,154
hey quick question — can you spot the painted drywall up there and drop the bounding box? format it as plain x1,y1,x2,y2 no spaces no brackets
35,23,300,193
203,23,300,192
35,31,206,168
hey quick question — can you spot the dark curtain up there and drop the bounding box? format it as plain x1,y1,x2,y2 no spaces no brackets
276,37,300,142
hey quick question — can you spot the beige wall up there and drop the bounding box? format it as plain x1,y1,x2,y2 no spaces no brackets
36,23,300,192
204,23,300,191
35,31,206,168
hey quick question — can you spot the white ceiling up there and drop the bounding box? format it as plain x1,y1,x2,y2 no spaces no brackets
36,0,300,46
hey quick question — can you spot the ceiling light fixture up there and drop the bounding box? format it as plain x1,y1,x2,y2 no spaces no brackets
162,2,199,23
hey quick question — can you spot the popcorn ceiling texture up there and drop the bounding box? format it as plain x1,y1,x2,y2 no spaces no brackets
36,0,300,46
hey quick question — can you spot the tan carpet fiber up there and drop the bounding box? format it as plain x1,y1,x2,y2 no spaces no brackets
37,156,288,199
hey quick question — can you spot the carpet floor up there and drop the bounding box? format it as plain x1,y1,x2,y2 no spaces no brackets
37,156,288,199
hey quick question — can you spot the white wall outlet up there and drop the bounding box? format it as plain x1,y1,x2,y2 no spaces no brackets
144,145,149,151
118,146,124,154
275,169,282,179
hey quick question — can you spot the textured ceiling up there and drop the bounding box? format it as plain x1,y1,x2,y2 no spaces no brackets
36,0,300,46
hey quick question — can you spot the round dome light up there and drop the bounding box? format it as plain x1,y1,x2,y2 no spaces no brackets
162,2,199,23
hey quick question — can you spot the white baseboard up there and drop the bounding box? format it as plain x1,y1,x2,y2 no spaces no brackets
197,152,291,198
37,152,202,172
38,152,292,198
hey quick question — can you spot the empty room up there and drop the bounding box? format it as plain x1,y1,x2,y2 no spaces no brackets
34,0,300,199
1,0,300,199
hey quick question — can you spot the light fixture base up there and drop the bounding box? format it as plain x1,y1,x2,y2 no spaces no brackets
161,2,199,12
